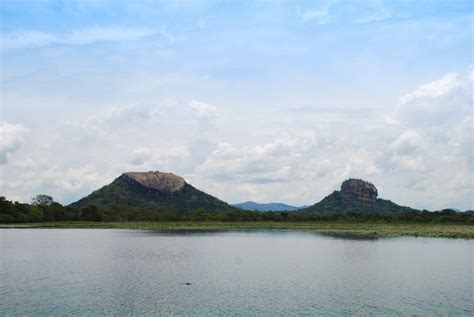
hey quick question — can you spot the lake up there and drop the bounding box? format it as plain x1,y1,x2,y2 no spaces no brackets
0,229,472,316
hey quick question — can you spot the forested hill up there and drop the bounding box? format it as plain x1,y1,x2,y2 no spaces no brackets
299,179,418,214
69,171,235,212
300,191,417,214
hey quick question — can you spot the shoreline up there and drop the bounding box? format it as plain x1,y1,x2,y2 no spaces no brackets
1,221,473,239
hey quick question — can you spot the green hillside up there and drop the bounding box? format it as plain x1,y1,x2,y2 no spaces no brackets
69,175,234,212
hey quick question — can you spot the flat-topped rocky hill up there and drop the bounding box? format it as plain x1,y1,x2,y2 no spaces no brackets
69,171,234,212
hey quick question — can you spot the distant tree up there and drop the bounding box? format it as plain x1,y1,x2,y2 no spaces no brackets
31,195,54,207
31,195,55,221
0,196,12,211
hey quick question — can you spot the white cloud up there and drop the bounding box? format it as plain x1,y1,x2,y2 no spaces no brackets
192,132,384,205
127,145,190,168
390,130,422,156
387,72,471,127
401,73,462,103
378,130,428,172
196,134,308,184
0,122,28,165
66,100,215,139
188,100,217,130
1,27,170,49
376,70,473,209
128,147,153,166
189,100,216,119
55,164,101,193
0,159,107,204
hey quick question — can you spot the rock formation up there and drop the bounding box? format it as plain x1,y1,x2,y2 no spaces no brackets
121,171,185,194
340,178,378,202
299,178,416,213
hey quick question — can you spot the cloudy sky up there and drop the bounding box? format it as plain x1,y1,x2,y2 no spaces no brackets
1,0,472,210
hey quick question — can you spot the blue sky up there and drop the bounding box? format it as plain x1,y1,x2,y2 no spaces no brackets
1,0,473,210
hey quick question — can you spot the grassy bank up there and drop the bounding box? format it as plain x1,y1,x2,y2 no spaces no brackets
1,221,473,239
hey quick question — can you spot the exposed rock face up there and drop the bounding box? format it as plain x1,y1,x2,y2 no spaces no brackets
341,179,378,202
121,171,186,194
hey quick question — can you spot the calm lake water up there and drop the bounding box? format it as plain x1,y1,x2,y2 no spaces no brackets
0,229,472,316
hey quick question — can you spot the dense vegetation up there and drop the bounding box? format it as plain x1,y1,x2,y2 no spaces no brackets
1,195,473,224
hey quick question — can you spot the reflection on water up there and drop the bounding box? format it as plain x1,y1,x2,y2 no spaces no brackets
1,229,472,316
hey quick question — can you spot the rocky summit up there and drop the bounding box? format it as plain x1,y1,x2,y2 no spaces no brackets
341,179,378,202
121,171,185,194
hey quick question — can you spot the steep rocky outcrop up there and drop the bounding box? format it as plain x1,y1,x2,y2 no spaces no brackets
69,171,234,212
300,178,416,214
341,178,378,202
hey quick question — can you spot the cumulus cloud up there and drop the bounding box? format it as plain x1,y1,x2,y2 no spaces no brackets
190,131,384,205
0,122,28,165
188,100,217,130
387,72,471,127
377,130,428,173
63,100,216,138
0,159,108,205
376,70,473,208
381,71,472,178
1,27,170,49
196,135,306,183
54,164,101,193
401,73,462,102
128,145,190,168
59,100,215,152
189,100,216,119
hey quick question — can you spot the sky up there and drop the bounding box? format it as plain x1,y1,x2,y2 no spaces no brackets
0,0,473,210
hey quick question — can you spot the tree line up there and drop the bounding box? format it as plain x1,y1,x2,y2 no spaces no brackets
0,195,473,224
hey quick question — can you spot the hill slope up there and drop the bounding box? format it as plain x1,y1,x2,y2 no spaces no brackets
69,171,234,212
